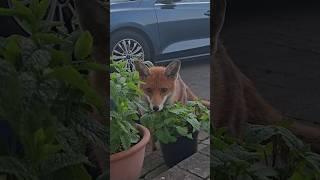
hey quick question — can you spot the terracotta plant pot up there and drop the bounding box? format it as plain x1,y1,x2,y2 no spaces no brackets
110,124,150,180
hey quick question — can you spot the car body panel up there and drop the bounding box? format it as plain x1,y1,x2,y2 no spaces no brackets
154,0,210,60
110,0,210,62
111,0,161,55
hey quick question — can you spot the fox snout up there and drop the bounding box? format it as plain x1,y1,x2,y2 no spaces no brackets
152,105,160,112
145,94,168,112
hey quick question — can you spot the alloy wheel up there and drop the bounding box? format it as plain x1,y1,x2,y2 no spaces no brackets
112,38,145,71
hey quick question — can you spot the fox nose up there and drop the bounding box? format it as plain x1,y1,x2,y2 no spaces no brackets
153,106,159,111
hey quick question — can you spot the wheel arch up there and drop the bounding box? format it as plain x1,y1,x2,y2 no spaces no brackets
110,26,156,61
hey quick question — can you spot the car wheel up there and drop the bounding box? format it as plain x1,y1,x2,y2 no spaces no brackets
1,0,78,35
110,30,153,70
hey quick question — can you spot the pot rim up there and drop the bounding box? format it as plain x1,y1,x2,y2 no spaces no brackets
110,124,150,162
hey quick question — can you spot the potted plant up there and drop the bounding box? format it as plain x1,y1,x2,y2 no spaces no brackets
0,1,107,179
212,124,320,179
141,100,209,167
110,59,150,180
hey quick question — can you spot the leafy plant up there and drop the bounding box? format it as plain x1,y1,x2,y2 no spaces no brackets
212,124,320,180
0,0,107,179
110,59,145,154
141,101,210,144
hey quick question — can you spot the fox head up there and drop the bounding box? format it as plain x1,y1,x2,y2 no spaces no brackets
134,60,181,112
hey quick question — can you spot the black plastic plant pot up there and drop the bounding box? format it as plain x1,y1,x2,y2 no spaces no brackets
160,131,199,168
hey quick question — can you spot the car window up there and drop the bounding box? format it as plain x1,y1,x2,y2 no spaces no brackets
111,0,132,3
172,0,208,3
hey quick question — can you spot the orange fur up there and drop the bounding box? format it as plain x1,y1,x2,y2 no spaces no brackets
135,60,210,150
136,61,210,111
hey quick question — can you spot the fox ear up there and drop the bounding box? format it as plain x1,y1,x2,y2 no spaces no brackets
165,60,181,79
134,61,150,78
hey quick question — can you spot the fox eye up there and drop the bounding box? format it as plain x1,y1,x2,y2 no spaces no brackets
160,88,168,93
146,88,152,93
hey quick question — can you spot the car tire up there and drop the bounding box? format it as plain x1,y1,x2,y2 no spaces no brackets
110,30,153,70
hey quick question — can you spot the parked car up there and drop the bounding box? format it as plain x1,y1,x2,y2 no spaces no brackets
110,0,210,69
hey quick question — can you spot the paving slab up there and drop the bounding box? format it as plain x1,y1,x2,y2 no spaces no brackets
177,152,210,179
199,146,210,156
144,165,169,180
198,131,209,141
202,138,209,145
141,151,165,177
142,130,210,179
180,59,210,100
152,166,203,180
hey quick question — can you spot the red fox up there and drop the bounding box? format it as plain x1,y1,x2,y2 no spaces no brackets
134,60,209,150
134,60,210,111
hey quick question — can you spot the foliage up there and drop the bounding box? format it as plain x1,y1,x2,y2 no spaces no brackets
110,59,144,154
141,101,210,144
0,0,107,179
212,124,320,180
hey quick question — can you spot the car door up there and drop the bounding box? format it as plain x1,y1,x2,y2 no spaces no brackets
154,0,210,61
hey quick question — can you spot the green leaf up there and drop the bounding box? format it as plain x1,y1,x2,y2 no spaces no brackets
245,125,276,144
25,49,51,71
11,0,36,25
201,120,210,133
303,152,320,173
0,7,19,16
290,171,305,180
33,33,70,45
277,126,305,150
176,126,188,136
43,143,61,154
96,171,108,180
34,128,46,146
155,128,176,144
186,133,193,139
0,156,36,180
212,136,229,150
3,36,21,64
39,153,91,176
73,111,108,151
50,165,92,180
45,66,103,109
75,62,107,72
185,117,201,132
120,133,131,150
248,163,278,178
0,60,22,123
39,20,64,31
36,0,49,20
29,0,39,15
168,108,185,115
74,31,93,60
50,49,72,66
117,120,130,134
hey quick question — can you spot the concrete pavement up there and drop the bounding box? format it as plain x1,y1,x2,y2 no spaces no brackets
180,58,210,101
